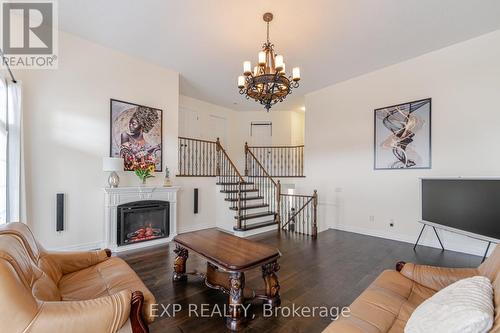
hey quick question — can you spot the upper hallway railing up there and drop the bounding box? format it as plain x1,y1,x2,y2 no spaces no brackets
178,136,217,177
245,143,304,178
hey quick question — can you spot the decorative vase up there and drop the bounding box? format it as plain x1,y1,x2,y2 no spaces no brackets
140,178,147,186
163,166,172,187
164,177,172,187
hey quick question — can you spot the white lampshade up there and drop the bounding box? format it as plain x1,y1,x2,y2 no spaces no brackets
275,55,284,71
292,67,301,81
258,51,266,65
243,61,252,75
102,157,123,172
238,76,245,88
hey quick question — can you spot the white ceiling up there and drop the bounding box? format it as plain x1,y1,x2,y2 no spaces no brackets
58,0,500,111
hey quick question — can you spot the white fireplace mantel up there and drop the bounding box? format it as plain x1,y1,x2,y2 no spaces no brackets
104,186,180,252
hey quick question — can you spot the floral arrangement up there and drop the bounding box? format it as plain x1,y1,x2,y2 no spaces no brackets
130,155,156,184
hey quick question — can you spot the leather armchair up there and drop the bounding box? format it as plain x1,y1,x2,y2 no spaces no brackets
323,245,500,332
0,223,155,333
397,261,479,291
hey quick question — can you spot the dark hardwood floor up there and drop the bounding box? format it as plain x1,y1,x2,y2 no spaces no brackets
119,229,481,333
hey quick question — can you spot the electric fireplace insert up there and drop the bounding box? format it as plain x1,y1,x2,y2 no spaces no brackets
117,200,169,246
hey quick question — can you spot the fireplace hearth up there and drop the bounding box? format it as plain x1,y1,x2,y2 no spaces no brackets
117,200,170,246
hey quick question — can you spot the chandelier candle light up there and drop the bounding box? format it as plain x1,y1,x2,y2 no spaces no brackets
238,12,301,112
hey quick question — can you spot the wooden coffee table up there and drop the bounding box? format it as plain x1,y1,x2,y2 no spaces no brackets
172,228,281,330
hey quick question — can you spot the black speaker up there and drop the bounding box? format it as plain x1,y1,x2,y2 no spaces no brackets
194,188,199,214
56,193,64,231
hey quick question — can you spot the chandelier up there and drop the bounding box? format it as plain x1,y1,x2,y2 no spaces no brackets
238,13,301,112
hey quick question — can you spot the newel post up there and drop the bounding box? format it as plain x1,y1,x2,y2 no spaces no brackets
312,190,318,238
244,142,249,176
216,137,221,176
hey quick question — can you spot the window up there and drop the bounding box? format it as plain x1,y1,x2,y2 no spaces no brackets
0,79,21,224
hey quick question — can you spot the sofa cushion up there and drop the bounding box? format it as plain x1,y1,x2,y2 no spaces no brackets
323,270,435,333
479,246,500,332
404,276,494,333
58,257,156,323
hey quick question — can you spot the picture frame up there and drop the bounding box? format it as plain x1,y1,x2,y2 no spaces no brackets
374,98,431,170
110,99,163,172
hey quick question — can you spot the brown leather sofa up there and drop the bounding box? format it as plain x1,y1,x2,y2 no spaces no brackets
324,245,500,332
0,222,156,333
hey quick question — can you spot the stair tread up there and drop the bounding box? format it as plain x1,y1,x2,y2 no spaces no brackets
235,220,278,231
229,203,269,210
217,182,254,185
225,196,263,202
220,189,258,193
234,211,276,220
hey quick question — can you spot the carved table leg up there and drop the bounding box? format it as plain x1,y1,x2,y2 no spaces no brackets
262,261,281,307
225,272,246,331
173,245,188,282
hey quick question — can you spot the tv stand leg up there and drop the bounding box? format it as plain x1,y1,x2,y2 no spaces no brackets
432,227,445,251
413,225,426,250
481,242,492,263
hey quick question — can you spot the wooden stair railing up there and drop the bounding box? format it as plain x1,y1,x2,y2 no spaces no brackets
178,137,217,177
178,137,316,235
216,138,248,230
280,190,318,238
245,145,281,227
245,143,305,178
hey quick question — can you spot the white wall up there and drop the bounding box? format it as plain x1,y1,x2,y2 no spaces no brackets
290,111,305,146
305,30,500,256
17,31,179,249
176,96,235,233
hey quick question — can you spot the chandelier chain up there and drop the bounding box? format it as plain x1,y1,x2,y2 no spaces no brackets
266,22,270,44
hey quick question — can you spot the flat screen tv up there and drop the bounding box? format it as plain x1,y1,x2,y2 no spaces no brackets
421,178,500,241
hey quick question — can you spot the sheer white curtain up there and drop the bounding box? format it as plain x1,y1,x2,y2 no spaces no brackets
7,81,22,223
0,78,6,223
0,78,23,224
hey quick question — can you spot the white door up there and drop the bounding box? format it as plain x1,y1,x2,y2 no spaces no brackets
180,108,200,138
209,115,227,145
250,123,272,146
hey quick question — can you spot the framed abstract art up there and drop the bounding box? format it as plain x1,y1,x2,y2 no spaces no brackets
110,99,163,171
374,98,431,170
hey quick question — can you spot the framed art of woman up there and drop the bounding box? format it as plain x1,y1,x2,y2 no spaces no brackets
110,99,163,172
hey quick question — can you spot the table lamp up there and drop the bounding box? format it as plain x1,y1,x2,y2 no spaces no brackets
103,157,123,188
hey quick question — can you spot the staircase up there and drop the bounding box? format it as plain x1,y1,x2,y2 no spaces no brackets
178,136,317,237
215,139,280,232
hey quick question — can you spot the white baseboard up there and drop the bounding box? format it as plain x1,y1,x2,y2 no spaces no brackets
49,241,105,252
177,223,216,234
331,224,495,257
